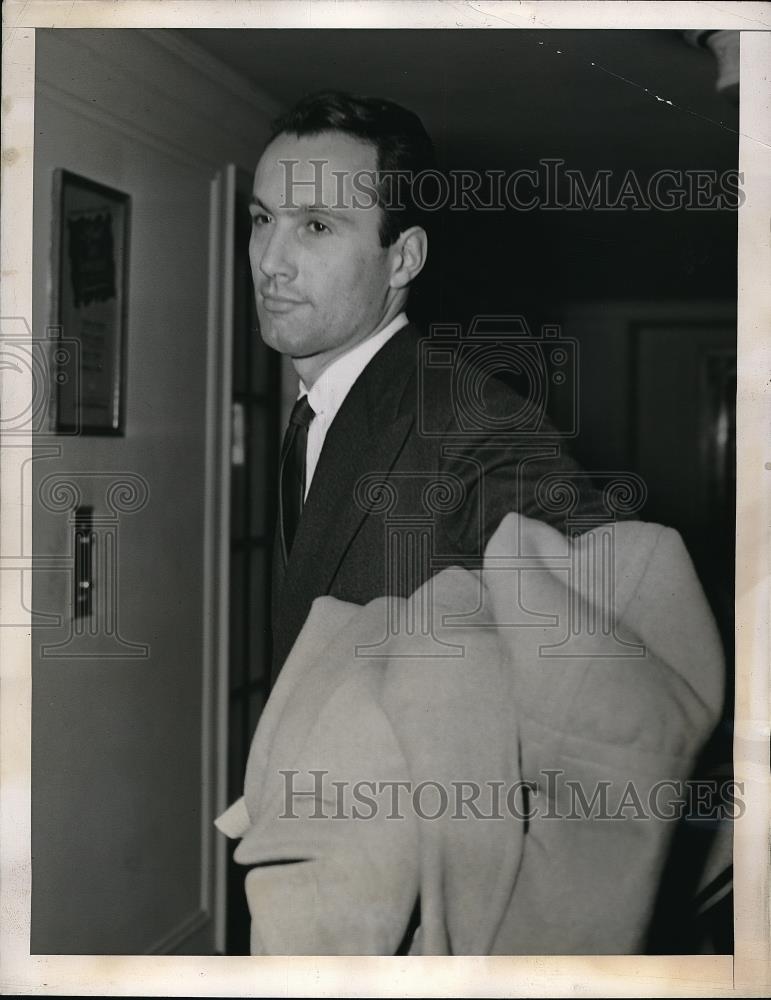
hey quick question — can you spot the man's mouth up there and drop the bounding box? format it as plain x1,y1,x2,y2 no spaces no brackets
260,292,306,313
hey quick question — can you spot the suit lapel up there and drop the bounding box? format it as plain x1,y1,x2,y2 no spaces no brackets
274,324,420,648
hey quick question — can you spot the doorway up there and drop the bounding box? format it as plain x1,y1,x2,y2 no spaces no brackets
222,166,281,954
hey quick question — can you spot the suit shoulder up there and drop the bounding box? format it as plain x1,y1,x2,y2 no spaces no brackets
412,351,557,437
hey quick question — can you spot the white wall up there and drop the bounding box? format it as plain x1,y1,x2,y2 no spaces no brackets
30,28,278,954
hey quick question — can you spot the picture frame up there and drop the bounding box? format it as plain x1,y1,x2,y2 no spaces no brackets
52,169,130,434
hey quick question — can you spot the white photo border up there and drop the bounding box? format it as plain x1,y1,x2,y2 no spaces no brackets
2,2,769,996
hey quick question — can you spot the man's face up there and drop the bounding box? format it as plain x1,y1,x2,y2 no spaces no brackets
250,130,397,377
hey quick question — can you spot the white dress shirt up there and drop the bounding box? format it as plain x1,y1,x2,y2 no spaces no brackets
299,312,409,499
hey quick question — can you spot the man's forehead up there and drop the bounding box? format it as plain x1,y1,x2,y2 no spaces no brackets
254,130,378,206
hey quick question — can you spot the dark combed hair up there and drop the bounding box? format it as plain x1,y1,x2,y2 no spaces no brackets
268,90,437,247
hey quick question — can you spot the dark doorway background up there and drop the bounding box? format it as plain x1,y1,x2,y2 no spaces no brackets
192,28,739,955
184,28,738,310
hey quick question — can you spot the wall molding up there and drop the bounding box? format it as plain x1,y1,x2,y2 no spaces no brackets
36,78,222,173
138,28,284,120
36,28,280,172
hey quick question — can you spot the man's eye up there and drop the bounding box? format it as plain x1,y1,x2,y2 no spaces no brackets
252,212,272,226
307,220,330,235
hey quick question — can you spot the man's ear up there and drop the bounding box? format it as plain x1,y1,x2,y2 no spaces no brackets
389,226,428,289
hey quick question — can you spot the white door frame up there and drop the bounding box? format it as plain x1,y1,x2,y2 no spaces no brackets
200,165,236,954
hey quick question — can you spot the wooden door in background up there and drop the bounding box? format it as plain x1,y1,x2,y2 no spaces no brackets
634,321,736,653
557,300,736,953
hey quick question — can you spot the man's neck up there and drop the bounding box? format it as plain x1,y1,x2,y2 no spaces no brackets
293,303,408,388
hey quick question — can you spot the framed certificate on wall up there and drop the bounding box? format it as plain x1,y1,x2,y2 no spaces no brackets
52,169,130,434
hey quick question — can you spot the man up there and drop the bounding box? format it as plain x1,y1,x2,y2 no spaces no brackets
219,91,724,955
250,90,608,679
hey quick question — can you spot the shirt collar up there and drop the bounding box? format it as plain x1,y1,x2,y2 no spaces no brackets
300,312,409,418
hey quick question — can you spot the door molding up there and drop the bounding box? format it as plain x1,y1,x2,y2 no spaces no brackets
198,166,236,955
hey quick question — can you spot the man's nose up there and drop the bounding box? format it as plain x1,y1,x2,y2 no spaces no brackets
257,226,298,283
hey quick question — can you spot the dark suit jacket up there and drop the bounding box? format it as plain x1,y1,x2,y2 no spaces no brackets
271,321,608,679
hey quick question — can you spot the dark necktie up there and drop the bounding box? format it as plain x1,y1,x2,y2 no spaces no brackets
279,394,315,563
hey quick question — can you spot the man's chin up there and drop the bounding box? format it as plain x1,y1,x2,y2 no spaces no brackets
257,317,319,359
257,313,291,350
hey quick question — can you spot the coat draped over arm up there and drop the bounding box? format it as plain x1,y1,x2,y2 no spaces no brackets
216,513,725,955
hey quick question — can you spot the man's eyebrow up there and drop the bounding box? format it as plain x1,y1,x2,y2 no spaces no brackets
249,196,273,213
299,205,355,224
249,196,356,224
